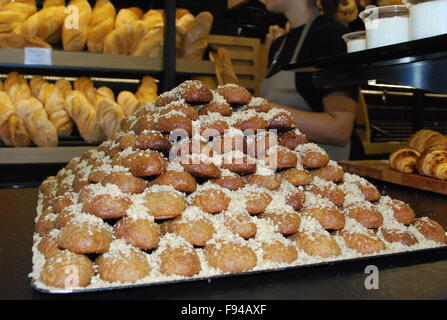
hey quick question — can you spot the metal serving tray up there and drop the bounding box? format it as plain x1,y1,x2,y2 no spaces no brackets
31,243,447,294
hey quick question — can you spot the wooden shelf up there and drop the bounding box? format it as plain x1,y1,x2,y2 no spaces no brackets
0,48,216,76
0,146,95,164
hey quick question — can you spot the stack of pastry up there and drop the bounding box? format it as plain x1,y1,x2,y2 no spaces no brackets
389,129,447,180
31,80,446,291
0,0,214,60
0,72,158,147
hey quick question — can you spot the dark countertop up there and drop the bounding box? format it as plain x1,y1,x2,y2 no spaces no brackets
1,180,447,300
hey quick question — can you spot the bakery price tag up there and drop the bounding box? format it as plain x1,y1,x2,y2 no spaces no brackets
24,47,53,66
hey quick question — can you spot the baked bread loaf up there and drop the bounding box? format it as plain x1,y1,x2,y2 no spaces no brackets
95,93,125,140
87,0,116,53
103,8,147,55
16,97,58,147
55,79,72,99
74,77,97,105
13,4,64,43
37,82,73,137
62,0,92,51
0,90,31,147
389,147,421,174
181,11,213,59
0,32,51,48
210,47,238,86
135,76,158,104
142,9,163,30
416,145,447,180
117,91,140,116
0,0,36,33
65,90,102,142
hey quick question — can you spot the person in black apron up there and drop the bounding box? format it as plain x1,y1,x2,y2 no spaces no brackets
261,0,358,161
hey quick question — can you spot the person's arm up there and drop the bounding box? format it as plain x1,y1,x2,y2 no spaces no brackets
280,90,357,146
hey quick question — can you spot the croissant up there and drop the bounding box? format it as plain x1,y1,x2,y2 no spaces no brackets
135,76,158,105
389,147,421,174
416,145,447,180
13,5,64,43
38,83,73,137
65,90,102,142
0,0,36,33
62,0,92,51
87,0,116,53
408,129,442,153
117,91,140,116
95,94,124,140
15,97,58,147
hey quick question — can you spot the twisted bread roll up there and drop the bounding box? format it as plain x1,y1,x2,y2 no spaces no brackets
62,0,92,51
95,93,124,140
0,113,31,147
8,83,31,104
4,72,26,92
55,79,72,98
65,90,102,142
97,86,114,101
127,7,143,19
38,83,73,137
30,76,47,97
117,91,139,116
135,76,158,104
14,5,64,43
16,97,58,147
0,32,51,48
0,88,30,147
416,145,447,180
87,0,116,53
74,77,97,105
0,0,36,33
181,12,213,59
408,129,442,153
389,147,421,174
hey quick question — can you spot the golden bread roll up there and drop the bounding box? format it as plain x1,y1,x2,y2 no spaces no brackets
0,113,31,147
16,97,58,147
74,76,97,105
30,76,47,98
87,0,116,53
0,0,36,33
142,9,163,30
176,13,194,37
8,83,31,104
135,76,158,105
389,147,421,174
4,71,26,92
37,83,73,137
117,90,140,116
181,11,213,59
14,5,64,43
0,32,51,48
62,0,92,51
65,90,102,142
55,79,72,99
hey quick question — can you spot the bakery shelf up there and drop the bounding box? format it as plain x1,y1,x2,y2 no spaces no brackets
0,146,94,164
0,48,217,76
283,34,447,94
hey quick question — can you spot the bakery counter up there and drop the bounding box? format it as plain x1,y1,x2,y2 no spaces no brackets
1,181,447,300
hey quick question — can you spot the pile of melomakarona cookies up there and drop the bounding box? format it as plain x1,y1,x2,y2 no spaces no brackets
32,81,447,290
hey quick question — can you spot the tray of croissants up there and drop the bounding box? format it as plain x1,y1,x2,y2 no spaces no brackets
0,71,158,148
0,0,213,60
30,80,447,293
